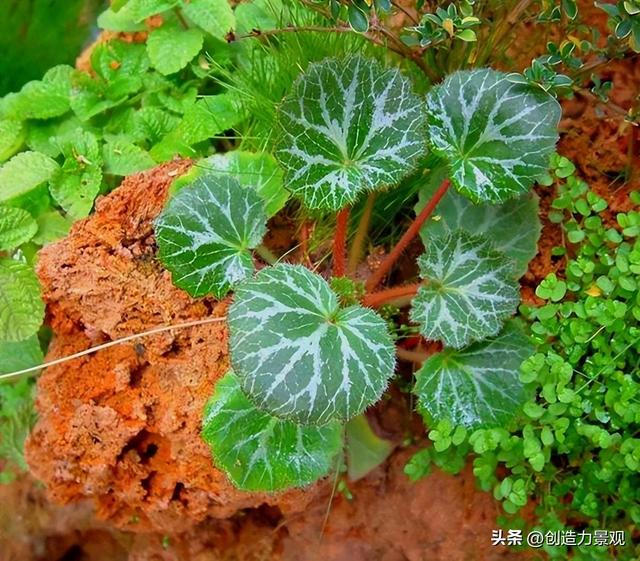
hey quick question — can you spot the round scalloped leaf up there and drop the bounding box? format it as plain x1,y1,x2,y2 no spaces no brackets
414,321,533,428
276,56,426,211
426,68,560,203
409,230,519,349
155,174,267,298
417,167,541,278
229,264,396,425
0,258,45,342
202,371,343,491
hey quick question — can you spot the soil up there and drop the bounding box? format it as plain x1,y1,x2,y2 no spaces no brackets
2,4,639,559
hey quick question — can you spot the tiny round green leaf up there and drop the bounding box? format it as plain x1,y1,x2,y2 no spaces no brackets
155,174,267,298
202,371,343,491
426,68,561,203
229,264,396,425
410,230,520,348
276,56,426,211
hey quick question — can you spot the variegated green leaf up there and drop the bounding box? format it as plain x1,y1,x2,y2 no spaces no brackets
155,174,267,298
417,167,541,278
276,56,426,211
410,230,519,349
426,68,560,203
202,371,343,491
229,264,396,425
414,321,533,428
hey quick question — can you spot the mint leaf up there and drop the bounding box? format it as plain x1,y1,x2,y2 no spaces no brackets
0,206,38,251
410,230,520,348
0,335,43,375
48,130,103,219
147,24,204,75
414,321,533,428
182,0,235,39
0,152,59,203
276,56,426,210
0,259,45,342
32,211,73,246
426,68,560,202
202,371,343,491
229,264,396,425
155,174,267,298
0,120,25,162
102,140,155,176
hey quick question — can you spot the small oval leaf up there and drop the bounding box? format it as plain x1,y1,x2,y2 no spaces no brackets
155,174,267,298
202,371,343,491
276,56,426,211
426,68,561,203
410,230,520,348
417,167,541,278
414,321,533,428
0,258,45,342
229,264,396,425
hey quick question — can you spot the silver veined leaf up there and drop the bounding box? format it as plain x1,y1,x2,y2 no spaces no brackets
276,56,426,211
229,264,396,425
414,321,533,428
202,371,343,491
0,258,45,342
417,166,541,278
155,174,267,298
409,230,519,349
426,68,560,203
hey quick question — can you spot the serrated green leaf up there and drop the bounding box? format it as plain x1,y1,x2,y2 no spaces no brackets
414,321,533,428
48,130,103,219
1,66,72,120
126,0,179,21
0,152,59,203
155,174,267,298
97,7,147,31
150,95,243,160
426,68,560,203
0,120,25,162
0,335,43,375
202,371,343,491
0,259,45,342
229,264,396,425
182,0,235,38
147,24,204,75
410,230,520,348
0,206,37,251
200,151,289,216
276,56,426,211
102,140,155,176
417,168,541,278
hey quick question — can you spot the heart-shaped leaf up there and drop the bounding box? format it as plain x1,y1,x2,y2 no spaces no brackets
426,68,560,203
202,371,343,491
410,230,520,349
155,174,267,298
229,264,396,425
276,56,426,211
417,167,541,278
414,321,533,428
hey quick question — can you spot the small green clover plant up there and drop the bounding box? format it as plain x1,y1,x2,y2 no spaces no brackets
155,55,560,491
